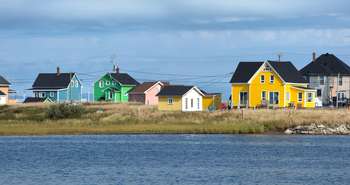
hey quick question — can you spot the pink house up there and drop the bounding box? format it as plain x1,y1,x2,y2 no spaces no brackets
129,81,166,105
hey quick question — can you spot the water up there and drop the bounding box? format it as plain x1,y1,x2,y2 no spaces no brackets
0,135,349,185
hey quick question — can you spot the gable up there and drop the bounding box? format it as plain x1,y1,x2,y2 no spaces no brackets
230,62,264,83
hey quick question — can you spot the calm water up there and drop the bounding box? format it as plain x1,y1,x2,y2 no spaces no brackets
0,135,349,185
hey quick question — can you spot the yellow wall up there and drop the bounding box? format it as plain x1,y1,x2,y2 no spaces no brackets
231,65,315,108
288,86,315,108
231,84,249,107
203,95,221,110
158,96,182,111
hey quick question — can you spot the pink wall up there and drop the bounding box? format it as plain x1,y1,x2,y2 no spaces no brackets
145,83,163,105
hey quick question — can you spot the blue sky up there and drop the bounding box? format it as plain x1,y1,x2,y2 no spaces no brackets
1,0,350,99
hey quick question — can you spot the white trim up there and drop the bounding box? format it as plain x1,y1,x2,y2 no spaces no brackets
247,62,265,84
298,92,303,102
290,86,317,92
182,86,205,97
144,81,164,94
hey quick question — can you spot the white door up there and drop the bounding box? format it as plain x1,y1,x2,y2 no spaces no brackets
0,96,6,105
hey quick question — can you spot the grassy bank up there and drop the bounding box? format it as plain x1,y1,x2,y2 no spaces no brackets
0,103,349,135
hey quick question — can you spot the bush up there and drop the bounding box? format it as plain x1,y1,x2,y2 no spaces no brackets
46,104,85,120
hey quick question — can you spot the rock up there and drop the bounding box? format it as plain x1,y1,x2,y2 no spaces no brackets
284,129,294,135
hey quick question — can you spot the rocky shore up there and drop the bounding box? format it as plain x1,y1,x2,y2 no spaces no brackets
285,124,350,135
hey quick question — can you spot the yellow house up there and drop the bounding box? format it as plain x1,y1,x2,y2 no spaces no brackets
157,85,221,111
230,61,316,108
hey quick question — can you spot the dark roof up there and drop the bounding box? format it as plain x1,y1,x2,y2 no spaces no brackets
300,53,350,76
109,73,139,85
0,75,10,85
0,90,5,95
23,97,47,103
157,85,194,96
268,61,308,83
230,61,307,83
291,86,316,90
32,73,75,90
230,62,264,83
129,82,159,94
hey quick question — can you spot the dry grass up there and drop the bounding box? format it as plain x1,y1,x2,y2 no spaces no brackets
0,103,349,135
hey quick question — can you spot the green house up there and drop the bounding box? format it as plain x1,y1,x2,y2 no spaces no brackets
93,69,139,103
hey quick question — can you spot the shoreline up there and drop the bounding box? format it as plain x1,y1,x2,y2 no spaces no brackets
1,103,350,136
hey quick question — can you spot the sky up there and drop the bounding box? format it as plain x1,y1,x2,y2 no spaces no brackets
1,0,350,99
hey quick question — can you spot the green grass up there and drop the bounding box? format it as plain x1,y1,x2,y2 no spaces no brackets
0,103,349,136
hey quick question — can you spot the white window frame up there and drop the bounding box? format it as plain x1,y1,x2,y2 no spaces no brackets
239,91,248,107
298,92,303,102
99,80,104,88
185,98,188,109
339,76,343,86
260,75,265,83
191,99,194,108
261,91,267,101
50,92,54,97
270,75,275,84
307,92,313,102
106,81,110,86
39,92,46,98
168,97,173,105
320,76,325,85
75,80,79,88
269,92,279,105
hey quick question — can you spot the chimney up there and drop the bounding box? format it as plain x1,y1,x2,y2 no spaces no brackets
56,66,60,76
312,52,316,62
116,65,120,74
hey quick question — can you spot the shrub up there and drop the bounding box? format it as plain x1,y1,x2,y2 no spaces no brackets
46,104,85,120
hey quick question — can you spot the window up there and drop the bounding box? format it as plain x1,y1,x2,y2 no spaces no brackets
191,99,194,108
39,92,46,98
307,93,313,102
50,92,54,97
75,80,79,88
109,92,113,99
106,81,110,86
264,65,271,71
260,75,265,83
261,91,267,101
286,92,290,102
99,80,104,88
168,97,173,105
339,76,343,86
197,98,200,109
337,92,346,101
320,76,325,85
269,92,279,105
317,89,322,97
298,92,303,102
185,98,188,109
239,92,248,106
270,75,274,83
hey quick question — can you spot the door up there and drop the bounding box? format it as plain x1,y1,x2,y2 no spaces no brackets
0,96,6,105
269,92,279,105
239,92,248,107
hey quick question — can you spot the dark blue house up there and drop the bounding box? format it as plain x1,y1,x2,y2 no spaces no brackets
27,67,82,103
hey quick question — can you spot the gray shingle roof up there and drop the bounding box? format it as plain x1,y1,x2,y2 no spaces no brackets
230,61,307,84
157,85,193,96
109,73,139,85
0,75,10,85
300,53,350,76
32,73,75,89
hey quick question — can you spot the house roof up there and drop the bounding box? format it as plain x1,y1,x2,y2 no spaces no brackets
23,97,48,103
268,61,308,83
230,62,264,83
300,53,350,76
109,73,140,85
230,61,307,84
157,85,194,96
129,81,160,94
0,75,10,85
0,90,6,96
31,73,76,90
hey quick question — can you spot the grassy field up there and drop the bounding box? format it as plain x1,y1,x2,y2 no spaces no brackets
0,103,349,135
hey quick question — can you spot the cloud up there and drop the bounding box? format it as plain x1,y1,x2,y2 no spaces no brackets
0,0,349,34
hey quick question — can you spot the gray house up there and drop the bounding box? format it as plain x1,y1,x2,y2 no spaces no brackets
300,53,350,106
